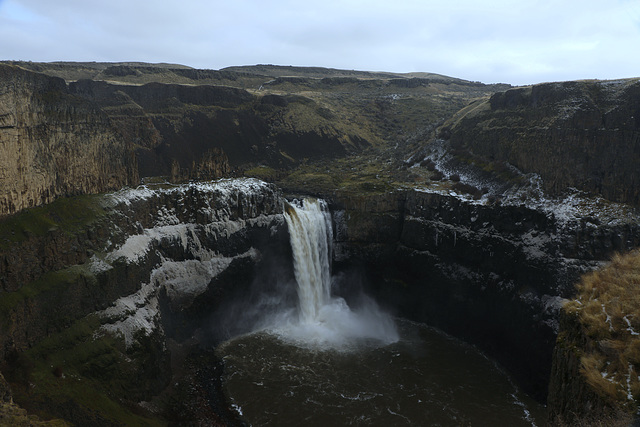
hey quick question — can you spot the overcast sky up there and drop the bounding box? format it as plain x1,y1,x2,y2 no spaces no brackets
1,0,639,86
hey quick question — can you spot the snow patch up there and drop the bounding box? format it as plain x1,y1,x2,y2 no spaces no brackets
98,248,258,347
624,316,639,336
103,177,273,211
100,282,159,347
158,248,257,305
410,139,640,229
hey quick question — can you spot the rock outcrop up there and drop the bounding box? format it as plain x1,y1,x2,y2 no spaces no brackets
443,79,640,206
330,183,640,402
0,63,383,218
0,64,138,217
548,250,640,425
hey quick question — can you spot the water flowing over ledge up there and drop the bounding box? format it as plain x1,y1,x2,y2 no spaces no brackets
260,197,399,350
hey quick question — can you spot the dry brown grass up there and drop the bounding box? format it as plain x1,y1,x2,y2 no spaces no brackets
551,410,634,427
569,250,640,411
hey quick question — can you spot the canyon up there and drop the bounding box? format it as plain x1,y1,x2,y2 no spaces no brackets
0,61,639,425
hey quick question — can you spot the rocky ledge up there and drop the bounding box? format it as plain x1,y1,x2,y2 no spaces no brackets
0,178,287,425
329,170,640,404
441,78,640,206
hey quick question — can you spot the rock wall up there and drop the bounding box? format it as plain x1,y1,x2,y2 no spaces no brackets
0,64,138,217
0,64,371,218
0,178,284,354
331,186,640,402
0,178,287,424
1,173,638,421
547,309,615,424
547,250,640,425
443,79,640,206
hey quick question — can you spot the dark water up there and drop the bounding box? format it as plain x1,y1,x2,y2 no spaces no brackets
216,319,545,426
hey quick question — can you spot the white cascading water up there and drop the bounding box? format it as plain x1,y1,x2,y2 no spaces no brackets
284,198,333,322
277,198,398,348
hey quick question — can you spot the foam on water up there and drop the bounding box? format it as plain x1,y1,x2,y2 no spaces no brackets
217,319,546,426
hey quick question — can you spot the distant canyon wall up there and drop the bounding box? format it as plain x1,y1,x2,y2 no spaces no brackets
3,63,640,220
0,64,369,217
0,64,138,216
443,79,640,206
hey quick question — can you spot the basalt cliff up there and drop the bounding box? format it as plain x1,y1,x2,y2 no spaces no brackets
0,62,639,425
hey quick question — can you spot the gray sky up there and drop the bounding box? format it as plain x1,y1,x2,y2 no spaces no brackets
1,0,639,86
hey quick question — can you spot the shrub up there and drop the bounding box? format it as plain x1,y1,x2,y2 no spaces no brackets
53,366,64,378
430,171,444,181
580,354,622,400
452,181,483,199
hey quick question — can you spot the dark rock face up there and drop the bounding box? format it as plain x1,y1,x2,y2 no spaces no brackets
0,372,10,403
331,188,640,402
1,179,285,347
546,310,614,424
68,79,364,181
0,176,638,423
445,79,640,206
0,179,288,424
0,64,138,217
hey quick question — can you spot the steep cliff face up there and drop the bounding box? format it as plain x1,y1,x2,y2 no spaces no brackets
0,64,138,217
0,63,392,218
443,79,640,206
330,183,640,402
0,175,638,422
0,178,287,424
547,309,621,425
0,61,513,219
0,178,284,350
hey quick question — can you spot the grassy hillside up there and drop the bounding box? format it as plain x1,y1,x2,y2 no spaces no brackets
551,250,640,424
567,250,640,406
0,61,509,194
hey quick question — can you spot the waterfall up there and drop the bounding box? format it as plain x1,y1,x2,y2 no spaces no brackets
277,198,398,348
284,198,333,323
